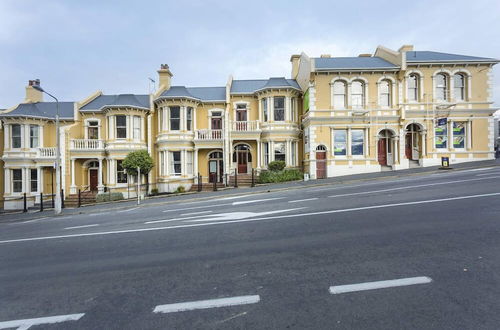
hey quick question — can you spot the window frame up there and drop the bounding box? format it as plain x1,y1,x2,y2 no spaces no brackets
29,124,39,148
351,80,365,109
435,73,448,101
132,116,141,140
435,121,448,149
262,98,268,122
453,121,466,149
186,107,193,131
274,142,286,162
332,81,347,109
170,151,182,176
379,80,391,107
351,129,365,156
169,106,180,131
11,124,22,149
116,160,128,183
273,97,285,122
453,73,466,101
115,115,127,139
333,129,347,156
30,168,38,192
407,74,419,102
87,120,99,140
12,169,23,193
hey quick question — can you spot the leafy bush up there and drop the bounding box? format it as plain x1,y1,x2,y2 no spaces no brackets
268,160,286,172
150,188,159,196
258,169,303,183
96,192,124,202
174,186,186,193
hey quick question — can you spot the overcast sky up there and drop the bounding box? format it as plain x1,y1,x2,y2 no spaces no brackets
1,0,499,109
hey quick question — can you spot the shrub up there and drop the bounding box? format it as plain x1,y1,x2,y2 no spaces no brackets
258,169,303,183
150,188,159,196
174,186,186,193
96,192,124,202
268,160,286,172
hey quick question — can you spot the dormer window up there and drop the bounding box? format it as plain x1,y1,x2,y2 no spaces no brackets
11,124,21,148
274,97,285,121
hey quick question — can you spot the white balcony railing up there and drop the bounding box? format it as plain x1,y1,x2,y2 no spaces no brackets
231,120,260,132
195,130,222,140
70,139,105,150
37,147,56,158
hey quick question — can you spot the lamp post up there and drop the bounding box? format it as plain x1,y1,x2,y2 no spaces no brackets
32,83,62,215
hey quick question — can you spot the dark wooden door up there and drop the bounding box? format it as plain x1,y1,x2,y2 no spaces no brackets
316,151,326,179
237,151,248,174
211,117,222,129
405,133,412,159
89,169,98,191
378,139,387,166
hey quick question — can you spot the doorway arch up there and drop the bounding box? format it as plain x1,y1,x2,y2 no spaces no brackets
233,144,252,174
405,123,422,161
378,130,395,166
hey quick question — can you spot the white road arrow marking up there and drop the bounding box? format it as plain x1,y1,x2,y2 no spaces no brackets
0,313,84,330
185,208,306,223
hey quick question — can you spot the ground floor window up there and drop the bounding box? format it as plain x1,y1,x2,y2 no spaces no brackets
186,151,193,175
12,169,22,193
291,141,296,166
263,142,269,165
117,160,127,183
30,169,38,192
435,122,448,149
351,129,364,156
274,142,286,162
453,122,466,149
170,151,181,175
333,130,347,156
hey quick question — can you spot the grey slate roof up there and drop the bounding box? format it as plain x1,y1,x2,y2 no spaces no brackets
80,94,149,111
405,51,498,63
0,102,75,120
158,86,226,102
314,56,399,70
231,78,300,94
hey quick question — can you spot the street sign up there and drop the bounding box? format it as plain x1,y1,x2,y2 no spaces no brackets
441,157,450,168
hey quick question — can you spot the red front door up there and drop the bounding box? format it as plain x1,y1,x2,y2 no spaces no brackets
89,169,98,191
237,151,248,174
405,133,412,159
378,139,387,166
316,151,326,179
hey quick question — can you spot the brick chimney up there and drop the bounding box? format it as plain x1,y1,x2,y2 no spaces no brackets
157,64,173,92
25,79,43,103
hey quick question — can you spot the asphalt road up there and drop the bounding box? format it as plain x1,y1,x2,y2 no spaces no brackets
1,166,500,329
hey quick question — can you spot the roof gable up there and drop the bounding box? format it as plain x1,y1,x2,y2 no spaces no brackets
80,94,149,111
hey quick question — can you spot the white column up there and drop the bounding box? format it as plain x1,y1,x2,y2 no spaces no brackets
39,125,44,148
4,124,9,149
270,141,275,161
286,140,291,166
147,114,152,154
70,159,76,193
24,124,30,149
158,108,162,132
4,168,10,194
38,167,43,195
269,97,274,122
420,131,427,156
257,141,261,169
108,116,115,140
23,167,28,193
165,151,170,176
194,148,199,176
285,96,291,122
467,120,472,150
364,128,370,157
181,149,186,175
98,158,103,192
347,127,352,156
109,159,115,185
126,115,131,140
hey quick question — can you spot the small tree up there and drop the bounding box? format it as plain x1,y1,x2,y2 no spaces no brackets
122,150,154,193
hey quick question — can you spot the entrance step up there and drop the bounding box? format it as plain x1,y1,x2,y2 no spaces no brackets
228,174,258,187
190,183,225,192
381,165,393,172
409,160,421,168
65,191,97,207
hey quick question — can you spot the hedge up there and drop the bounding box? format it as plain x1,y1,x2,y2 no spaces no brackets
96,192,124,202
258,169,303,183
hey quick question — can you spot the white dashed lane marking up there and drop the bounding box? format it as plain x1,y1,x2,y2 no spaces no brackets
0,313,85,329
288,198,318,203
64,224,100,230
329,276,432,294
153,295,260,313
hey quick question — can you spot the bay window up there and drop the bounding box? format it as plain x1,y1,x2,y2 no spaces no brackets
186,151,193,175
170,106,180,130
116,115,127,139
30,125,39,148
263,142,269,165
117,160,127,183
12,169,22,193
30,169,38,192
186,107,193,131
274,97,285,121
274,142,286,162
333,130,347,156
11,124,21,148
291,141,296,166
133,116,141,140
170,151,182,175
262,98,268,122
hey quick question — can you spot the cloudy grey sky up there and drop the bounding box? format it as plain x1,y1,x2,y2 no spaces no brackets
1,0,499,109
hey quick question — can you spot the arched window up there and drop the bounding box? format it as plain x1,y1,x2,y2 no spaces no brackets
435,73,448,101
408,74,419,101
316,145,327,151
209,151,223,159
332,81,347,108
454,73,466,101
232,145,252,162
379,80,391,107
351,81,365,109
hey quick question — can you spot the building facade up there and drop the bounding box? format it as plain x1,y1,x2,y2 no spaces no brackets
0,45,497,209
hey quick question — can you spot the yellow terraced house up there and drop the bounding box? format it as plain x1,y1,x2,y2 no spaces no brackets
0,45,497,210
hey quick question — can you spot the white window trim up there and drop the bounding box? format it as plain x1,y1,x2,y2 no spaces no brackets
84,118,101,140
377,76,396,108
330,78,349,110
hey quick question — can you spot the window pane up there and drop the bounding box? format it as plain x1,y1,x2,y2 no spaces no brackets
186,107,193,131
351,81,364,108
262,98,268,121
117,160,127,183
435,123,448,148
334,130,347,156
453,122,466,148
12,124,21,148
13,169,22,192
30,125,39,148
30,169,37,192
351,129,364,155
170,106,180,130
333,81,346,108
274,97,285,121
274,142,286,162
116,115,127,139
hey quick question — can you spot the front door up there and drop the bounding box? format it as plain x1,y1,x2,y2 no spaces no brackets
405,133,412,159
237,151,248,174
378,139,387,166
316,151,326,179
89,169,98,191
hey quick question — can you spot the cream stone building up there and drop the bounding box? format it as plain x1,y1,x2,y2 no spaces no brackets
0,45,497,209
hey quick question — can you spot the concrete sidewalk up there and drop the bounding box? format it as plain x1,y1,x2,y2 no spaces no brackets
2,158,499,223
